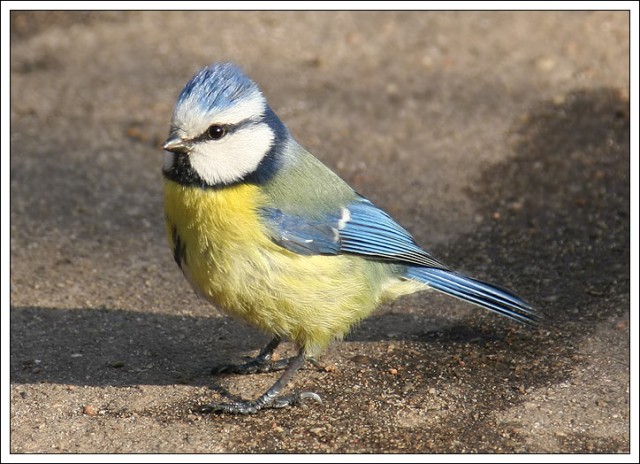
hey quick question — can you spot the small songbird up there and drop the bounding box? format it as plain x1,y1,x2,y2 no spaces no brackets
162,62,537,414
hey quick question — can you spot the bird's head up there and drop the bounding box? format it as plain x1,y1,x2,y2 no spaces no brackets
163,62,288,187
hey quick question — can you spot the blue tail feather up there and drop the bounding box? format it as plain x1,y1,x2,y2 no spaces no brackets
405,267,539,325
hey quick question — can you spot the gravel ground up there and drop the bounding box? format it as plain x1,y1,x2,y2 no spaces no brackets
8,10,632,455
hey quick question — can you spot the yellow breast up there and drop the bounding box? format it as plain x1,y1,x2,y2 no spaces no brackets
163,180,273,304
163,179,422,354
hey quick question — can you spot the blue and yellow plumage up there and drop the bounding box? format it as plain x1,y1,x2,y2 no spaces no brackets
162,62,538,414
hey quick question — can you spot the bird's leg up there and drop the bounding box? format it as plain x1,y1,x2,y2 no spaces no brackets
201,348,322,414
211,336,292,375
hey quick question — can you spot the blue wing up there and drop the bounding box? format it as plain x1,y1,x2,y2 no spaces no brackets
260,196,447,269
260,196,538,325
259,207,342,256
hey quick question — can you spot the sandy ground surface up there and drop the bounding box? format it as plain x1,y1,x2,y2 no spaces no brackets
8,11,632,454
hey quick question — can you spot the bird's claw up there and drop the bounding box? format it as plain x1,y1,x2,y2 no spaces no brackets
198,391,322,415
271,391,323,409
211,357,291,376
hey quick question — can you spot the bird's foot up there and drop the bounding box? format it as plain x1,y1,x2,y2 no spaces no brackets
212,337,286,375
211,356,292,375
199,391,322,415
205,346,320,415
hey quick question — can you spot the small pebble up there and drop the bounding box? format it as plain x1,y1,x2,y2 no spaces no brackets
508,201,523,212
351,355,374,365
313,361,336,372
536,56,556,71
127,126,149,143
83,405,97,417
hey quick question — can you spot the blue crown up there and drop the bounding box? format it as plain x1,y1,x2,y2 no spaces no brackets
176,62,261,114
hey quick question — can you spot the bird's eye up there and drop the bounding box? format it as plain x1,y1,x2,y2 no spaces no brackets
207,125,227,140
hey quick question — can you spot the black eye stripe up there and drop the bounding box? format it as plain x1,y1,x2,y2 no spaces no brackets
194,117,262,143
190,124,230,144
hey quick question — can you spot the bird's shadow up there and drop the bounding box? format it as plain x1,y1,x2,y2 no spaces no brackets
9,303,501,388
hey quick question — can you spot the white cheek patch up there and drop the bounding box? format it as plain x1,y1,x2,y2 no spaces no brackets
188,124,275,185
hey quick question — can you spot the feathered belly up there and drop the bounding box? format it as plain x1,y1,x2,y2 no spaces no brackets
163,180,423,354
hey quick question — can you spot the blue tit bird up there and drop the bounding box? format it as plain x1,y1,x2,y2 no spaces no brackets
162,62,538,414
